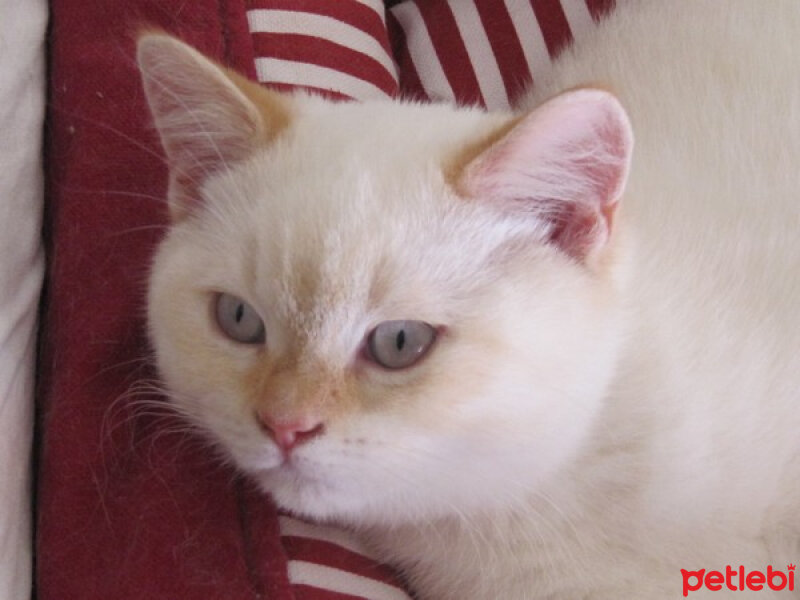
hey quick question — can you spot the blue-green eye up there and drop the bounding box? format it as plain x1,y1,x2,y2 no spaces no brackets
215,293,265,344
367,320,436,369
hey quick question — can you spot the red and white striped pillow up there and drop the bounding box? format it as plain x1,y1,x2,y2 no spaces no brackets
246,0,398,100
244,1,613,598
246,0,612,106
390,0,613,108
279,515,411,599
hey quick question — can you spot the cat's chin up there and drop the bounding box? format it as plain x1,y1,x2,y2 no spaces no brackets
251,464,364,523
247,461,381,524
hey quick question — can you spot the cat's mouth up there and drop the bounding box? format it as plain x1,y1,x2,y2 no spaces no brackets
258,446,318,479
249,460,303,488
251,456,337,506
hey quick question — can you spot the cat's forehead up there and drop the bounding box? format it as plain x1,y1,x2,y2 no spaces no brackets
274,96,512,182
241,165,453,314
196,98,525,356
226,96,515,258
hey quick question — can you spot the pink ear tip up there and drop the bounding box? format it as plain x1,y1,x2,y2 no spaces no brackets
585,88,634,150
559,88,635,195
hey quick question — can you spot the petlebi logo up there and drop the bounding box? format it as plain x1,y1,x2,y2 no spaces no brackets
681,564,795,596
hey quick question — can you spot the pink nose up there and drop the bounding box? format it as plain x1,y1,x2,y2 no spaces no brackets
256,412,324,452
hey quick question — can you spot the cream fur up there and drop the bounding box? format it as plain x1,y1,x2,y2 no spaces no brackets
141,1,800,598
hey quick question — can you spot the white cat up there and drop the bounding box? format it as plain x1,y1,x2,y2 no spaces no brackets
139,1,800,598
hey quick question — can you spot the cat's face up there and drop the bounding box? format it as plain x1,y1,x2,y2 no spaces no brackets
140,35,632,525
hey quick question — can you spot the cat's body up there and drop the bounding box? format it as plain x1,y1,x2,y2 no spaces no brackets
139,1,800,598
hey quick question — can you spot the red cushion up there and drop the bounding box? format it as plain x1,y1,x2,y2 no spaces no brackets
39,1,291,598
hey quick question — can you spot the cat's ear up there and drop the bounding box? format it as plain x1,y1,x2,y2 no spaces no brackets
137,34,290,220
460,88,633,265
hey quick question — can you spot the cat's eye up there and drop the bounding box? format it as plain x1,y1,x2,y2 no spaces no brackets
214,293,265,344
366,320,437,370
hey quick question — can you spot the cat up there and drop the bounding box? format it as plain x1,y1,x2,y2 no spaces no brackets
138,0,800,598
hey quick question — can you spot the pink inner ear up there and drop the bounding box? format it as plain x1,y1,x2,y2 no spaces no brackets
462,89,633,262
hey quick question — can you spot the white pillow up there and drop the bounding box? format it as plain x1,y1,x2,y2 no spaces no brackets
0,0,48,597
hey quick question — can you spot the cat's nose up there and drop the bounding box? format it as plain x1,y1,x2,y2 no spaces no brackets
256,411,324,452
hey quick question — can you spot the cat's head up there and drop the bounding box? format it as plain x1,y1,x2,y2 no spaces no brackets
139,35,633,525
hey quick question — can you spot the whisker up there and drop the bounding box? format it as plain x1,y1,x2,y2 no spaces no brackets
61,186,168,204
52,106,166,163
